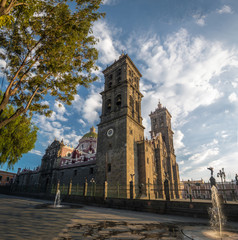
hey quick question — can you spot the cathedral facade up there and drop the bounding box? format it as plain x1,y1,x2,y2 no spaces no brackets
15,54,180,199
95,54,180,198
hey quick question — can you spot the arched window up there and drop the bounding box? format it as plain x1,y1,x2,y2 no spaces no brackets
117,77,121,83
108,81,112,88
117,68,121,76
115,94,121,110
135,101,139,112
129,95,134,109
106,99,111,112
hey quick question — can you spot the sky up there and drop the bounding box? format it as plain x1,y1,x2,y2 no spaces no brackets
1,0,238,182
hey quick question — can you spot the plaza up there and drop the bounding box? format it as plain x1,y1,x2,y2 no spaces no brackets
1,194,238,240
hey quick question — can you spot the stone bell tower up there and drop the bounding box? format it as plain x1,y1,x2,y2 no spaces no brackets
96,54,144,197
149,102,181,199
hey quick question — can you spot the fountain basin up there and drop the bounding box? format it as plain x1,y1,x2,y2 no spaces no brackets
182,225,238,240
35,203,83,209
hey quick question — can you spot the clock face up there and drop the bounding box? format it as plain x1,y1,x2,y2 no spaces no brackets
107,128,114,137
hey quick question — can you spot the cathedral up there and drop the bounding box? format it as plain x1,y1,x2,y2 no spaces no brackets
15,54,180,199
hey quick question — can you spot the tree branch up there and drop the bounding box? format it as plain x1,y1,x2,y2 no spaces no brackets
0,87,39,129
0,0,27,16
0,38,43,114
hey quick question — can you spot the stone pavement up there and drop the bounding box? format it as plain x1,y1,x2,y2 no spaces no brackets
1,194,238,240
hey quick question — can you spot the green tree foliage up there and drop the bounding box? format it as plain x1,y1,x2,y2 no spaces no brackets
0,0,104,128
0,91,38,168
0,0,29,27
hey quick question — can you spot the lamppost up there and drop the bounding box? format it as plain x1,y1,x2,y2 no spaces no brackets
187,180,192,202
235,174,238,185
231,179,236,201
217,168,226,203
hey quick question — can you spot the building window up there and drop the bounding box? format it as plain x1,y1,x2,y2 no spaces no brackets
6,177,9,182
107,163,111,172
108,81,112,88
129,95,134,109
90,168,94,174
115,94,121,110
0,176,2,181
117,68,121,76
117,77,121,83
74,170,77,176
106,99,111,112
147,158,149,164
136,101,139,112
61,172,64,177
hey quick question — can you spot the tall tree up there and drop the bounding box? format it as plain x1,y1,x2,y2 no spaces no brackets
0,0,104,129
0,91,38,168
0,0,31,27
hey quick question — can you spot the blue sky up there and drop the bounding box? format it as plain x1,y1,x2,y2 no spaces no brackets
1,0,238,182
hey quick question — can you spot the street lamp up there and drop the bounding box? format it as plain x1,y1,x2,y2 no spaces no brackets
217,168,226,202
235,174,238,185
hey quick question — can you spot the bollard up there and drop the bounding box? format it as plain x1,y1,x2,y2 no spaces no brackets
83,179,88,197
103,181,108,199
68,179,72,195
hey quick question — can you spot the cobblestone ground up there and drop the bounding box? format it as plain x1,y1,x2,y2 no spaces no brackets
1,194,238,240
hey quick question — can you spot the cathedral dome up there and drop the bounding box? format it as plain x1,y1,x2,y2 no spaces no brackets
82,126,97,139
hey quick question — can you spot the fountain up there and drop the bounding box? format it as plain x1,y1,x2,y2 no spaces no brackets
54,189,61,208
209,185,226,238
181,168,238,239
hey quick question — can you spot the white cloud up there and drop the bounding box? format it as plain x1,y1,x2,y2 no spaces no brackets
228,92,237,103
41,100,49,106
188,148,219,164
102,0,118,5
72,90,102,125
231,78,238,88
54,101,66,115
43,100,68,122
174,130,185,150
34,112,80,148
93,20,122,64
72,94,84,113
217,5,233,14
29,149,43,156
52,121,62,128
82,91,102,124
78,119,86,127
0,59,6,68
128,28,238,131
221,131,229,139
193,15,206,26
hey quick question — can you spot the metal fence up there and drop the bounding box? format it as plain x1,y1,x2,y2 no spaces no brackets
2,181,238,202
